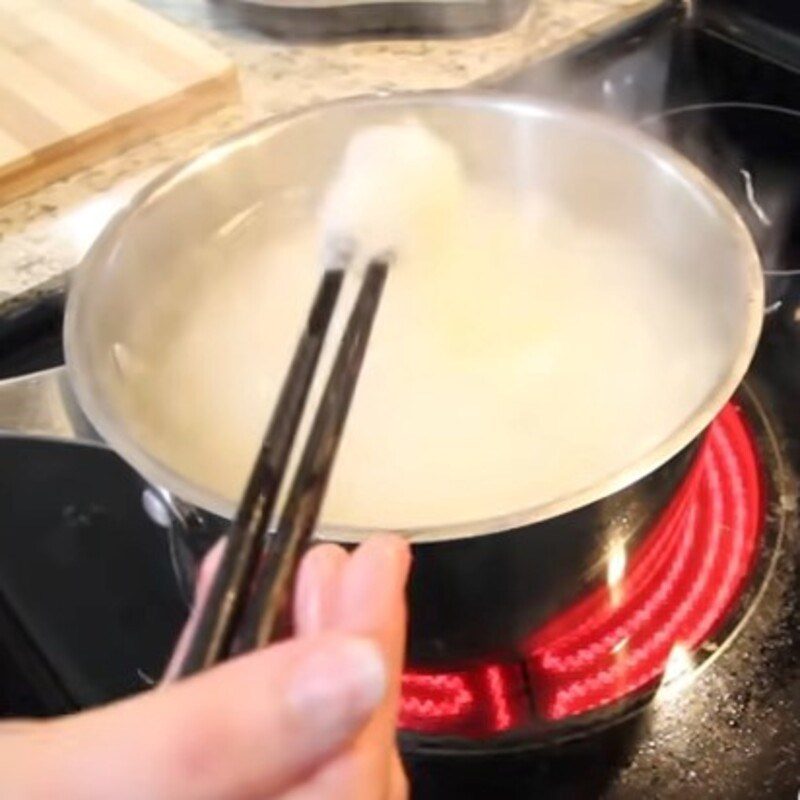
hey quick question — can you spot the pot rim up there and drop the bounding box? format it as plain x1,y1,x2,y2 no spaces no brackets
64,90,765,544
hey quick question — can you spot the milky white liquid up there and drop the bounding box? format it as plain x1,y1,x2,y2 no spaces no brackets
118,180,722,534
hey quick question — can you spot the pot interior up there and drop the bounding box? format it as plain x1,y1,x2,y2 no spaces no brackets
66,94,763,541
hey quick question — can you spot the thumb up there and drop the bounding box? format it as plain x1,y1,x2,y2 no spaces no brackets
5,634,386,800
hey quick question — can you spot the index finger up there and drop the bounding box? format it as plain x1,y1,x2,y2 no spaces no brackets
297,534,411,800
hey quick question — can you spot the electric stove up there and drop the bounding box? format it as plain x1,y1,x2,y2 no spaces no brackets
1,1,800,796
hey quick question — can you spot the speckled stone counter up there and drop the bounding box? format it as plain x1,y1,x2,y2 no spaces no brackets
0,0,655,300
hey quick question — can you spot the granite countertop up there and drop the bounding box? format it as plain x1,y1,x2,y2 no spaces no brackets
0,0,655,300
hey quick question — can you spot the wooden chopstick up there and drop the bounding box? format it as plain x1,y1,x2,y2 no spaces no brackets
177,267,345,677
232,259,389,652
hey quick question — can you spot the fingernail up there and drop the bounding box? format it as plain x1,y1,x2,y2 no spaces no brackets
289,637,386,745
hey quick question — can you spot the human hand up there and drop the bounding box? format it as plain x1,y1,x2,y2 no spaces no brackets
0,534,411,800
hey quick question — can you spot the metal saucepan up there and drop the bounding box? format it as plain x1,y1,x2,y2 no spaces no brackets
0,93,763,665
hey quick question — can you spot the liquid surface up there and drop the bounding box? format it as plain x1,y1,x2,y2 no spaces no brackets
118,180,725,532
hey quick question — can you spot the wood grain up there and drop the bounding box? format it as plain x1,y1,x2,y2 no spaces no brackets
0,0,238,203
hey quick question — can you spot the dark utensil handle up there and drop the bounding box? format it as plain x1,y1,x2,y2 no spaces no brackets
177,269,344,677
234,260,389,651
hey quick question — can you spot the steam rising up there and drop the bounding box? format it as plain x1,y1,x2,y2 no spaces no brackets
502,37,793,296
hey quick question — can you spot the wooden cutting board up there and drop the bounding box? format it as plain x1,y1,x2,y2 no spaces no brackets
0,0,238,203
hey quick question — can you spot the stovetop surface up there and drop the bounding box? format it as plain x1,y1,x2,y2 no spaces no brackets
408,4,800,797
1,2,800,797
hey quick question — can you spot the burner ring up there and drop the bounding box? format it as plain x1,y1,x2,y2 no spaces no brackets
399,383,788,753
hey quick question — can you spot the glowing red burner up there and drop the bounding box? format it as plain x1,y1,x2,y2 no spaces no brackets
527,404,762,719
399,663,526,735
399,404,764,736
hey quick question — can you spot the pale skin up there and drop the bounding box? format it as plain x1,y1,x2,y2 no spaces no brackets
0,534,411,800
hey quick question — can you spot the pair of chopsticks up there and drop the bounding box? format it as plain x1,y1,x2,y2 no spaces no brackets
177,255,388,677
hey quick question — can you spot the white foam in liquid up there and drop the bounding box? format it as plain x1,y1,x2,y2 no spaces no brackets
319,122,464,267
121,123,723,533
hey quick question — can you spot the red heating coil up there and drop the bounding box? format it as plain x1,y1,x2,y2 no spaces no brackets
399,403,764,735
399,663,526,735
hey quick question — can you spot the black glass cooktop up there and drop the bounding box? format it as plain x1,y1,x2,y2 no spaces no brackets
1,1,800,797
406,3,800,797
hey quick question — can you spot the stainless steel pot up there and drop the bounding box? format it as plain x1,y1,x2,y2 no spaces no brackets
0,93,763,663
